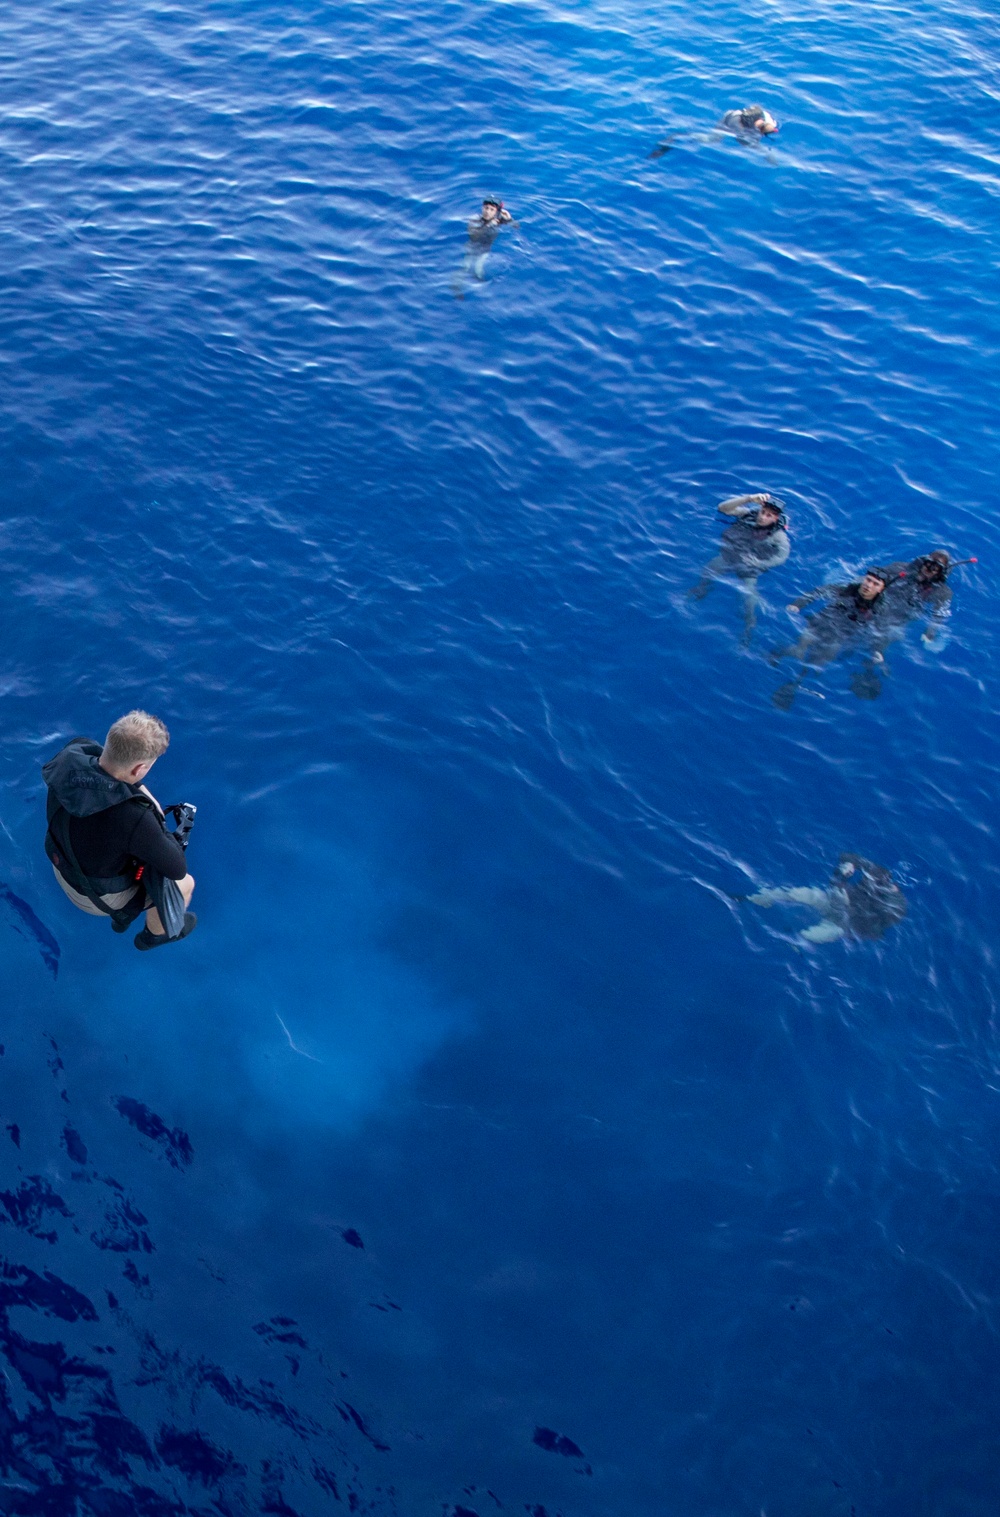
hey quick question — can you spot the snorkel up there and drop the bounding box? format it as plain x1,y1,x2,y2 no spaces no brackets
905,552,976,588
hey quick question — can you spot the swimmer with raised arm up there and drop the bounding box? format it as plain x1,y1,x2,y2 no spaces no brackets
452,197,517,297
688,492,790,644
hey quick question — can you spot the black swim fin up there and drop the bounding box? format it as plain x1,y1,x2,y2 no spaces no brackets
850,665,883,700
649,135,678,159
772,679,800,711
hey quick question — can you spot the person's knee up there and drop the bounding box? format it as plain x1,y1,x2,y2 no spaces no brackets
179,873,195,904
799,922,844,944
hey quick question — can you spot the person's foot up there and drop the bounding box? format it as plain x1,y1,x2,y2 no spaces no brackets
134,912,197,951
687,581,712,601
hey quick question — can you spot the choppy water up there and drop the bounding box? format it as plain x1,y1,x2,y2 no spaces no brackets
0,0,998,1512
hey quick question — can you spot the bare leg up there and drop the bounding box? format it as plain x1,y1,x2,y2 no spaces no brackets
146,873,195,937
799,921,845,944
748,886,830,910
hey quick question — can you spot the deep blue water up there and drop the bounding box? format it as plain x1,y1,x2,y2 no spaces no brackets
0,0,998,1512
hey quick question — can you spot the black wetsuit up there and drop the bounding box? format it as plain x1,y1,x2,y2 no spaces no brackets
790,581,893,661
885,561,952,626
467,210,512,249
834,855,908,941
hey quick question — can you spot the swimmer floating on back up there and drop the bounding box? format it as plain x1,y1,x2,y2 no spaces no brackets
688,492,791,645
735,854,908,946
768,566,899,708
452,197,517,298
650,103,779,159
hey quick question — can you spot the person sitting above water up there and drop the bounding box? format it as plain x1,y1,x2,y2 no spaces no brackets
452,197,517,296
42,710,197,952
769,566,898,708
688,492,790,644
737,854,908,946
720,104,779,140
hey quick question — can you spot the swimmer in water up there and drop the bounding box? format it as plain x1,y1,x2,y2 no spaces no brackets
688,493,791,645
768,567,898,708
720,104,780,140
883,550,961,648
737,854,908,945
649,103,779,159
452,197,517,298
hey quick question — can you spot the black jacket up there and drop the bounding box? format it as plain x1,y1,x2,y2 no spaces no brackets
43,739,185,882
43,740,187,931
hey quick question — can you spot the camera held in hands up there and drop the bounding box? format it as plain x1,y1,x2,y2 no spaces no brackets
165,802,197,849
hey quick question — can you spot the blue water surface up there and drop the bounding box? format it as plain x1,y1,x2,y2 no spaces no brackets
0,0,998,1512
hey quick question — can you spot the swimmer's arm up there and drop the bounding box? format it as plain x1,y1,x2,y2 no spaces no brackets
129,809,188,880
718,493,768,517
786,583,842,612
922,587,953,641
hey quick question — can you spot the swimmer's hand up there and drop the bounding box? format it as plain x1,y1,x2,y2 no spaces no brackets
872,652,885,663
921,627,937,644
786,603,800,614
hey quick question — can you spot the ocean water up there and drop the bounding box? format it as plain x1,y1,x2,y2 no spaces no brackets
0,0,998,1512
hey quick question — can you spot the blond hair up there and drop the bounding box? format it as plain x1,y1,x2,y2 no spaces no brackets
103,710,170,770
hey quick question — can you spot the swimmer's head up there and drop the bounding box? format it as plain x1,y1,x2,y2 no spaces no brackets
915,550,950,583
755,500,784,528
482,197,504,219
859,569,889,600
742,104,779,135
